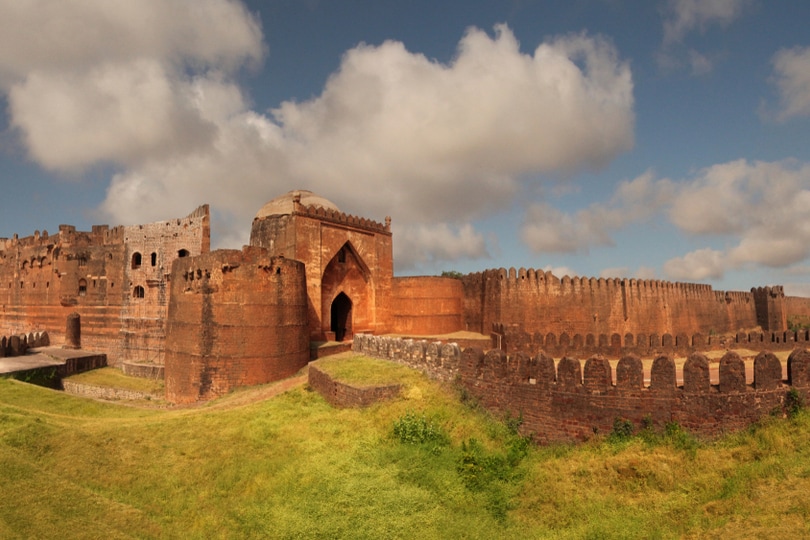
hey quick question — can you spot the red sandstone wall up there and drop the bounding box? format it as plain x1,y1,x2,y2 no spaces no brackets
308,363,401,408
459,347,810,443
355,335,810,443
465,268,763,339
390,276,464,335
0,207,209,366
251,204,393,340
786,296,810,324
164,248,309,403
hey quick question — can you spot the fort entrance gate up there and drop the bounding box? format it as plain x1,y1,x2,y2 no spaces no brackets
331,292,352,341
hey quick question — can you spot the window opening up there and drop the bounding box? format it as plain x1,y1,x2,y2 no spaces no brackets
132,252,142,269
151,252,157,266
78,279,87,297
133,285,145,299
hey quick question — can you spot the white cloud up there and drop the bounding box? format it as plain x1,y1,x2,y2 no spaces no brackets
0,0,263,171
663,248,725,280
394,223,489,271
271,26,634,225
664,159,810,279
599,267,629,279
672,160,810,268
768,46,810,121
658,0,748,73
663,0,749,45
542,265,578,279
784,283,810,297
0,2,635,271
634,266,657,280
521,170,673,253
2,12,634,270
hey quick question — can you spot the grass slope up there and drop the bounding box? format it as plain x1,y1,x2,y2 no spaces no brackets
1,356,809,538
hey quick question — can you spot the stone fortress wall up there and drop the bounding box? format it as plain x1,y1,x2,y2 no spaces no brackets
6,188,810,411
0,206,209,366
353,333,810,443
164,247,310,403
458,268,792,339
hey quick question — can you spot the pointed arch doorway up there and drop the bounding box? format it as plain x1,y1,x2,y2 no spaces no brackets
331,292,352,342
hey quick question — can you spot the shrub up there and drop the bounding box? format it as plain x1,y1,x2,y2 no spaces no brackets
609,418,634,442
785,388,804,419
392,411,448,446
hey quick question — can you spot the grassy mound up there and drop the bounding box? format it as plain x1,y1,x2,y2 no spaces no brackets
1,358,810,538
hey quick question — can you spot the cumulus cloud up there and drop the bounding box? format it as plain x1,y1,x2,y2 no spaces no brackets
662,0,749,45
0,5,635,270
663,248,725,280
521,170,673,253
394,223,489,271
1,0,263,171
658,0,748,73
767,46,810,121
664,159,810,280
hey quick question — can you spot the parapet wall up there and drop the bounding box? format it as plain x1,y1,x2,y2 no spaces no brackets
352,333,810,443
492,324,809,358
0,331,50,357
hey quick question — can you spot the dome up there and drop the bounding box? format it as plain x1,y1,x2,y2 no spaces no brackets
255,190,340,219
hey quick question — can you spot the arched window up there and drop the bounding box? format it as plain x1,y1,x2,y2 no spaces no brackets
78,279,87,297
151,252,157,266
131,252,142,269
133,285,145,299
178,249,190,258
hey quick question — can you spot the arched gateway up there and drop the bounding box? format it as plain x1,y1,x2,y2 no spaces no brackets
249,190,394,340
331,292,352,341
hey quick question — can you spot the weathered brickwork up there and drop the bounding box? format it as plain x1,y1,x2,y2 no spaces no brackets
353,334,810,443
0,331,49,357
250,191,393,341
164,248,310,403
62,380,161,401
0,206,209,366
459,269,789,340
308,363,401,408
492,326,810,357
390,276,464,335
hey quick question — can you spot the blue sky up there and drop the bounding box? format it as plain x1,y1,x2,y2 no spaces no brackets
2,0,810,294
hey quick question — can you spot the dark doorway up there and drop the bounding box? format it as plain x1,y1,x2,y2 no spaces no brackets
331,292,352,342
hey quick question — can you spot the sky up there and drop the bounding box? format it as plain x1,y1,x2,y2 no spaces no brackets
2,0,810,295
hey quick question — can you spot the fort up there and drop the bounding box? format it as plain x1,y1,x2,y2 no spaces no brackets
2,189,810,439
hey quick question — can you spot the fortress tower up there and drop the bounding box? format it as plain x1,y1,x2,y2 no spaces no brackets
249,190,393,341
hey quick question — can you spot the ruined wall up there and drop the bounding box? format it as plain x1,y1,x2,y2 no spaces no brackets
390,276,464,335
164,248,309,403
118,205,209,365
461,268,771,340
353,333,810,443
251,203,393,340
0,206,209,366
308,363,401,408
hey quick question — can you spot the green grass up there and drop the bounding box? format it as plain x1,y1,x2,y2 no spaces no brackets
313,354,422,387
66,367,164,395
2,360,810,538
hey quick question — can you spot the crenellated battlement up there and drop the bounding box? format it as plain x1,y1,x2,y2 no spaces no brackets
293,203,391,235
353,333,810,443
